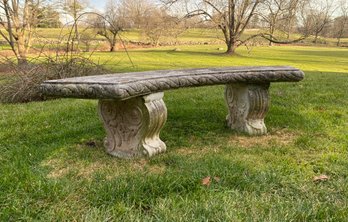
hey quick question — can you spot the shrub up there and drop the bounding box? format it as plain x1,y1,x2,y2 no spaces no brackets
0,54,109,103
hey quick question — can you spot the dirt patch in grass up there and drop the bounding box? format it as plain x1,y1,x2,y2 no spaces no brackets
41,158,107,179
228,129,299,148
175,145,222,156
120,159,166,174
175,148,197,155
41,158,68,178
41,155,166,180
145,164,166,174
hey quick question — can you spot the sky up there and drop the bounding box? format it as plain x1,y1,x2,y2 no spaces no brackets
60,0,107,23
88,0,161,12
70,0,343,22
89,0,106,12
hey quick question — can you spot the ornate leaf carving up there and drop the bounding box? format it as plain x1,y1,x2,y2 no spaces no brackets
41,66,304,100
98,93,167,158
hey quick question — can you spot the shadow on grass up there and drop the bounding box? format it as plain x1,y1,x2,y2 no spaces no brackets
132,49,233,57
85,153,287,210
3,69,345,165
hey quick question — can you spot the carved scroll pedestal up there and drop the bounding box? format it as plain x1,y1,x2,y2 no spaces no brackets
225,83,270,135
98,92,167,158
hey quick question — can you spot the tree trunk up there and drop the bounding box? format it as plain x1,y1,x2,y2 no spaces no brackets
71,13,80,52
287,16,294,40
110,42,116,52
74,23,80,42
17,36,28,65
337,38,341,47
314,33,319,44
109,34,118,52
85,43,90,52
269,26,274,46
226,43,236,55
17,57,28,66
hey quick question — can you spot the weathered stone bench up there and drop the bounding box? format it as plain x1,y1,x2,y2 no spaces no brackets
40,66,304,158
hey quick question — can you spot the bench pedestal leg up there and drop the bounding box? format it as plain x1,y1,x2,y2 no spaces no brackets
225,83,270,135
98,92,167,158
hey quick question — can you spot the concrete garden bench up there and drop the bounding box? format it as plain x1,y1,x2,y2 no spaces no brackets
40,66,304,158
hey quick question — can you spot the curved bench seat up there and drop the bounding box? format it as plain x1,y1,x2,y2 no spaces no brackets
40,66,304,159
41,66,304,100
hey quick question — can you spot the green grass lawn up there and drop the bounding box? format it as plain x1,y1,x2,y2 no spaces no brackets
0,45,348,221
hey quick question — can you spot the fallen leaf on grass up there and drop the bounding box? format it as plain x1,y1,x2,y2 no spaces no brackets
202,176,211,186
201,176,221,187
313,174,329,182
